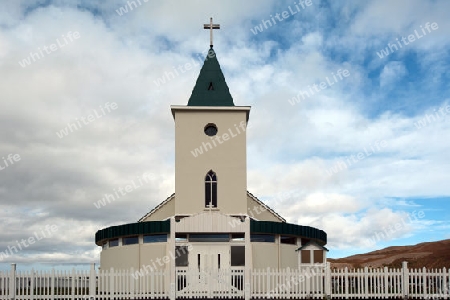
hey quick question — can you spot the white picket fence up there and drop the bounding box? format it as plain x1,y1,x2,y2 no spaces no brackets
329,264,450,299
1,262,449,299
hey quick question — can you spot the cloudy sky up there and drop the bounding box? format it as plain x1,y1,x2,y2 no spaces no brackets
0,0,449,270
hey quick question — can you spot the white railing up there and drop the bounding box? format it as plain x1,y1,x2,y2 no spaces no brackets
1,266,92,300
1,262,449,299
328,263,450,299
0,264,169,300
252,266,326,299
330,266,404,299
97,268,168,299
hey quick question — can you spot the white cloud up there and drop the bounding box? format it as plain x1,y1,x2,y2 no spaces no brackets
380,61,407,87
301,32,323,50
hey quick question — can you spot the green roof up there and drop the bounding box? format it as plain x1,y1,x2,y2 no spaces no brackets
296,241,329,252
187,48,234,106
95,220,170,245
250,220,327,246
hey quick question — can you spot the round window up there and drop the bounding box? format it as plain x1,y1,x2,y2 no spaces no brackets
204,124,218,136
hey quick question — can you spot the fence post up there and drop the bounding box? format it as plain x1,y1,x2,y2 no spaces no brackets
402,261,409,299
169,217,176,300
50,268,55,300
442,267,448,300
344,267,349,299
422,267,427,300
89,263,96,300
244,217,252,300
364,266,369,297
244,268,251,300
109,268,114,297
129,268,134,300
384,266,389,297
306,266,311,296
30,269,35,300
325,262,331,298
9,263,16,300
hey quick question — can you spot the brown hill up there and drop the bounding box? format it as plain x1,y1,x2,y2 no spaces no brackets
328,239,450,269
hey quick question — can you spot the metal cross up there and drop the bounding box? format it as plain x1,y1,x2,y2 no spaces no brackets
204,17,220,48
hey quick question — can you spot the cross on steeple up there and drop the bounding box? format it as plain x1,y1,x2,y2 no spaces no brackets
204,17,220,48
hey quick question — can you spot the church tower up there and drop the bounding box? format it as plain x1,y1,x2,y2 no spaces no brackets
171,46,250,216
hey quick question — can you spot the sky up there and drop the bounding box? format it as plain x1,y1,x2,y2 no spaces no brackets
0,0,449,271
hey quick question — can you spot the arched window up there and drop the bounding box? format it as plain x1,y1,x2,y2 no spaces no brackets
205,170,217,208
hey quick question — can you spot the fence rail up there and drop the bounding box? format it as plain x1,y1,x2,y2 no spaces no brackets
1,262,449,299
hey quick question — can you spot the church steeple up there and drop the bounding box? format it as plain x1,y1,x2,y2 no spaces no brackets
187,18,234,107
187,48,234,106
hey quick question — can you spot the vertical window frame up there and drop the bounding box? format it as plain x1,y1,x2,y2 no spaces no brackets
205,170,217,208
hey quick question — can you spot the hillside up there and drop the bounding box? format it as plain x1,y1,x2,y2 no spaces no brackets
328,239,450,269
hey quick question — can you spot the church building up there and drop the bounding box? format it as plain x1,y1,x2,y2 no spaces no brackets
95,19,327,290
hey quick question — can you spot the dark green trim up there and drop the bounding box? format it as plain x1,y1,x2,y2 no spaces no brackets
95,220,170,245
250,220,327,245
95,220,326,246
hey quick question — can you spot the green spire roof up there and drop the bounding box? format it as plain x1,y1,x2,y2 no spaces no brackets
187,48,234,106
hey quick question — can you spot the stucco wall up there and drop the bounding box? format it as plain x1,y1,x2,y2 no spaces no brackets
141,198,175,222
100,244,139,271
139,243,168,270
246,195,282,222
280,244,298,268
100,243,168,271
252,243,299,269
252,243,278,269
173,108,249,216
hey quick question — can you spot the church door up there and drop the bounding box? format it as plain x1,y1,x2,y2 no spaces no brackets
190,245,230,270
177,245,245,297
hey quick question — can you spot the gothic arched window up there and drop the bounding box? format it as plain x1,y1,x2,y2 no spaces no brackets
205,170,217,208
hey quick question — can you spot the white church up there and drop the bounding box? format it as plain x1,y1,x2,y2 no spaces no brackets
95,19,327,290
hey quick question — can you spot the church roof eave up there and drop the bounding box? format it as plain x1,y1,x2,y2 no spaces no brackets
295,241,329,252
170,105,250,122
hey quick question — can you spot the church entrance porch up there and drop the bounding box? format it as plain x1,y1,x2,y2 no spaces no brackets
176,244,244,298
